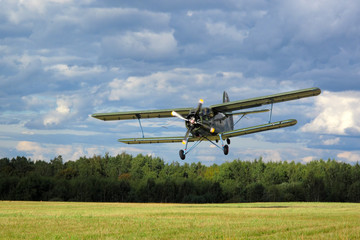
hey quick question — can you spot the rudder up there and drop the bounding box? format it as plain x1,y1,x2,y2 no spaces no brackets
223,91,234,130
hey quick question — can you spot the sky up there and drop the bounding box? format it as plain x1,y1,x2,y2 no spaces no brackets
1,0,360,165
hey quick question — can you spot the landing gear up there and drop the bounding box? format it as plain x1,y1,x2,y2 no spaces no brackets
178,136,230,160
179,149,186,160
223,144,229,155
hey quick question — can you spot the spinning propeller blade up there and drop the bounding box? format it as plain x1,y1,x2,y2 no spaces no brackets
171,111,187,121
195,99,203,114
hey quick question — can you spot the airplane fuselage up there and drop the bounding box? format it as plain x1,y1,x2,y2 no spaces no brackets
186,92,234,138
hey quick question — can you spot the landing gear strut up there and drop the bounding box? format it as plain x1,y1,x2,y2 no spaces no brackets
178,135,231,160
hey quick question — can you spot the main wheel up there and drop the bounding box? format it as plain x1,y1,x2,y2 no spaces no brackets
179,149,186,160
223,145,229,155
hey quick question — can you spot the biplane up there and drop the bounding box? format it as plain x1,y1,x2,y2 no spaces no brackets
92,87,321,160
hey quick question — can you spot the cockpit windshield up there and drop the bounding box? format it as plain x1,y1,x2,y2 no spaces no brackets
201,108,213,119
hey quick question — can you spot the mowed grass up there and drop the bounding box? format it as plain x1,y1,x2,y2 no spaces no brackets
0,201,359,239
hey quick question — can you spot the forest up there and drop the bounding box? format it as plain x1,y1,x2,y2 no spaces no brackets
1,153,360,203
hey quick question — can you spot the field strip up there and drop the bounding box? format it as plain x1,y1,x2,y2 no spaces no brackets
0,201,359,239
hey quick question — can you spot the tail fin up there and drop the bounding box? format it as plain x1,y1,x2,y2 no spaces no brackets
223,91,230,103
223,91,234,130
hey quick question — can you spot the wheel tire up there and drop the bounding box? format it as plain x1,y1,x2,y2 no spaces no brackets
179,150,186,160
223,145,229,155
226,138,231,145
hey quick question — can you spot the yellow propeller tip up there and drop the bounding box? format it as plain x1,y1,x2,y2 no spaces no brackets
182,140,187,145
210,127,215,133
199,99,204,104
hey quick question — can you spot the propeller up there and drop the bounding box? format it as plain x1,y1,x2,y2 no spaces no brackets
171,99,215,145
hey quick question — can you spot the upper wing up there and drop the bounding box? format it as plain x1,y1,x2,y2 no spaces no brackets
92,107,192,121
210,87,321,113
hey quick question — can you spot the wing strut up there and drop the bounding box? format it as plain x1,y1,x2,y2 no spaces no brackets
234,114,246,127
269,101,274,123
136,114,145,138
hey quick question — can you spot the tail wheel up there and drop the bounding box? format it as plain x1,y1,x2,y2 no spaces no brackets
179,149,186,160
223,145,229,155
226,138,231,145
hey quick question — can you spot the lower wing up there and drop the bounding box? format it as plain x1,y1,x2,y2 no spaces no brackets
222,119,297,138
118,119,297,144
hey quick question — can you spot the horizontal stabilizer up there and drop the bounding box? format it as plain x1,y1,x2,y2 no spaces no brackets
225,109,270,116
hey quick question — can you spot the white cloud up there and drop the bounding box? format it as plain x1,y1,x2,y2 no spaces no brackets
3,0,76,24
302,91,360,135
16,141,46,160
337,151,360,163
107,68,201,102
16,140,126,162
45,64,106,77
55,98,71,114
41,94,87,127
102,31,177,60
206,21,248,42
322,137,340,146
302,156,317,163
43,97,72,126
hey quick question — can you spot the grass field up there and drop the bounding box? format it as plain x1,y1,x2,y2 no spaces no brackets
0,201,359,239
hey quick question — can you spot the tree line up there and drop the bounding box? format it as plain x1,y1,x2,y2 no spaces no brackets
1,153,360,203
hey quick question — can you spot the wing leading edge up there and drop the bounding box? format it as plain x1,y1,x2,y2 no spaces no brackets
92,108,192,121
118,119,297,144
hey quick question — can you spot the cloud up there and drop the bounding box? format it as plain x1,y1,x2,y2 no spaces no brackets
302,91,360,135
337,151,360,163
283,0,360,44
43,97,73,126
16,141,46,160
206,21,248,42
302,156,317,163
45,64,106,77
322,137,340,146
1,0,360,164
24,93,91,129
101,31,177,61
15,140,148,162
107,69,186,102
